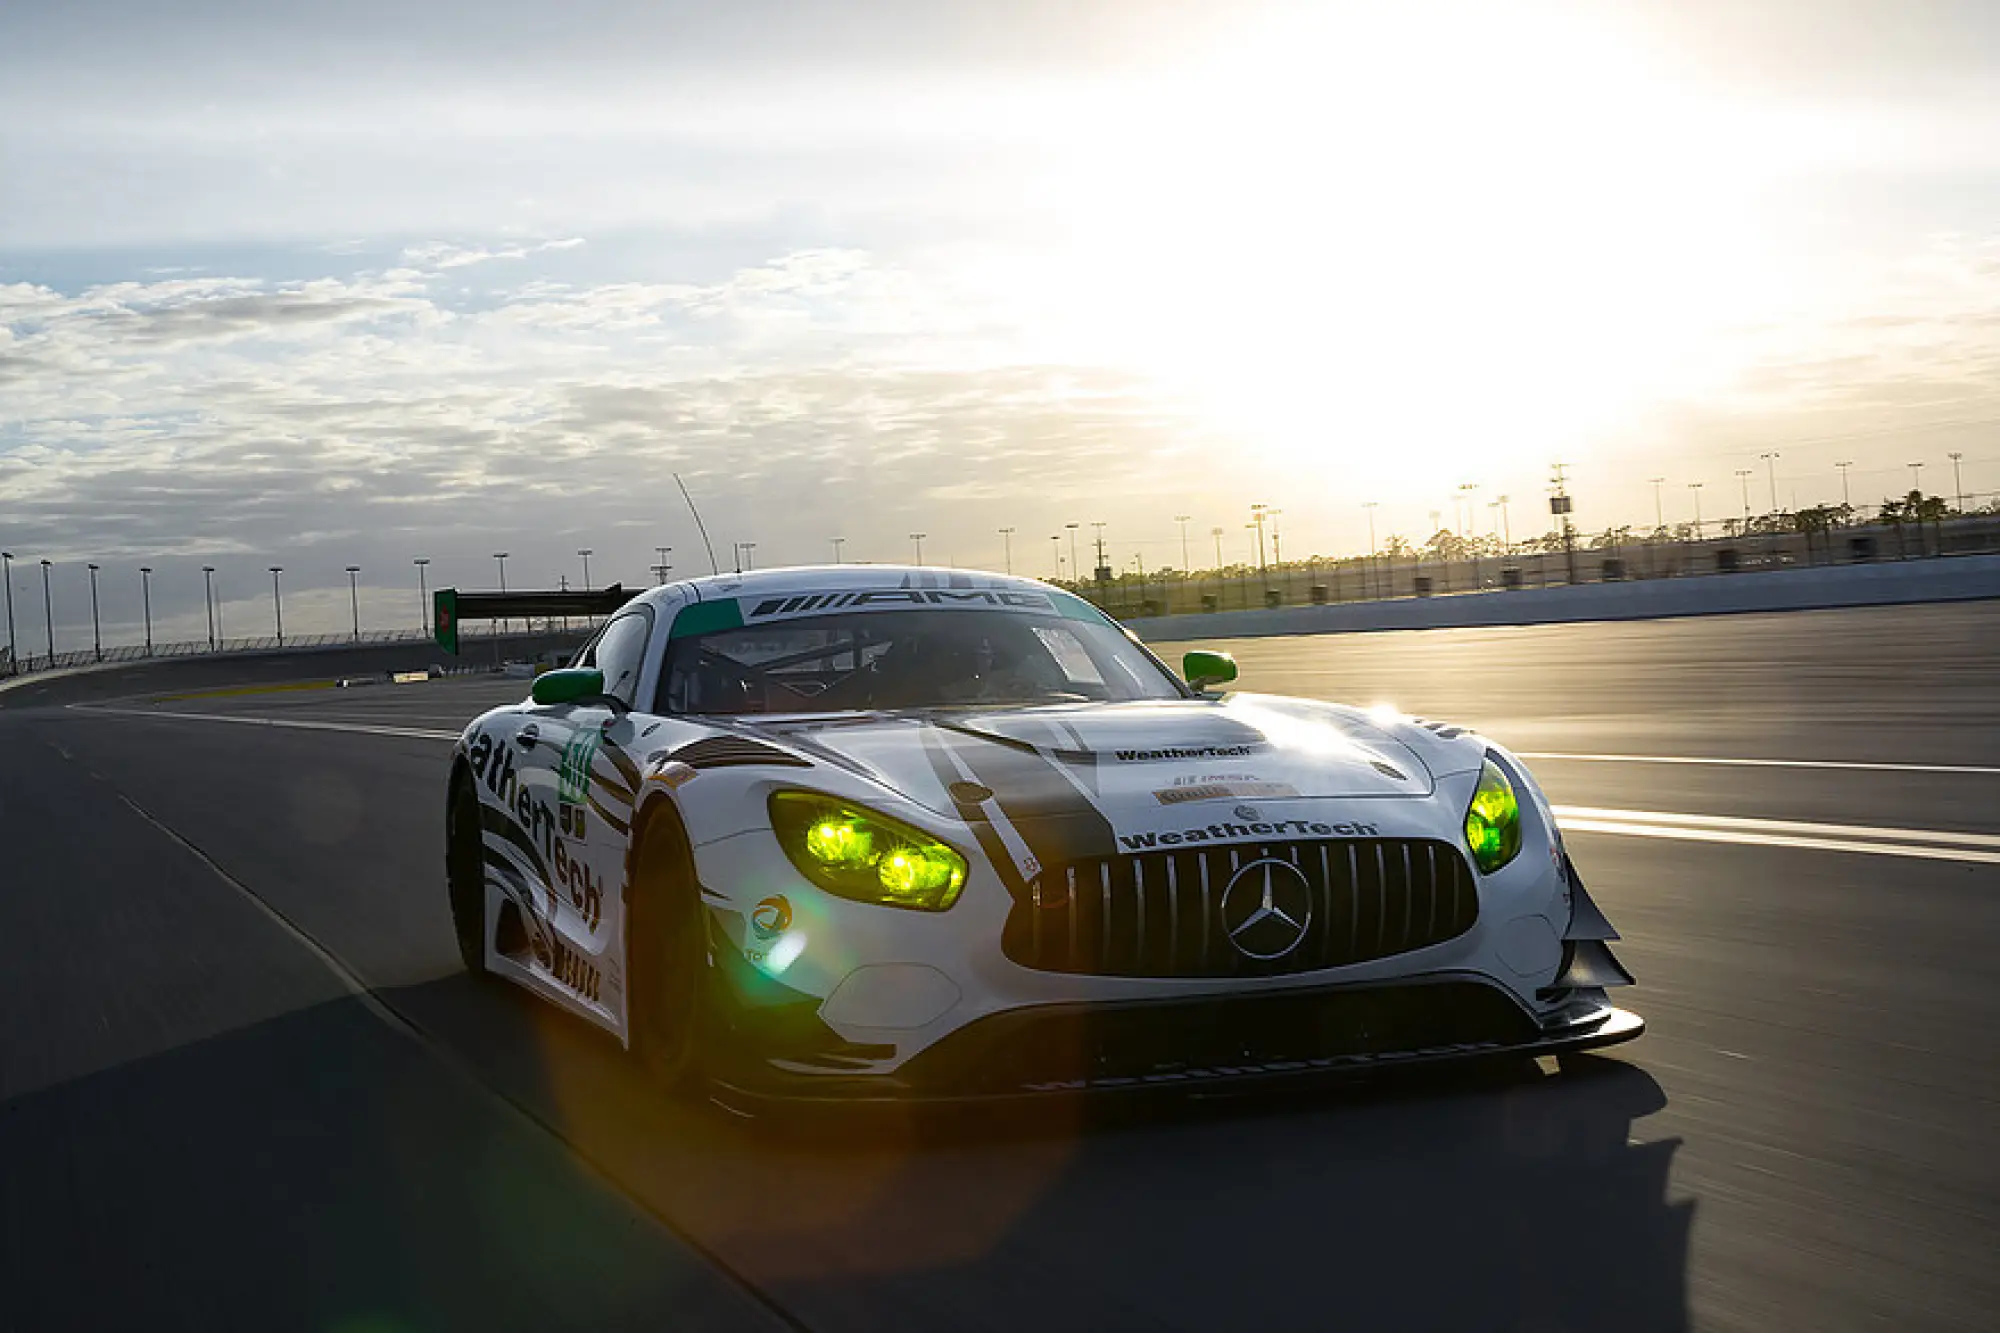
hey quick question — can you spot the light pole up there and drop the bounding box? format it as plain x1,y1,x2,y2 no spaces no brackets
413,558,430,630
1759,452,1781,517
577,548,593,592
829,537,845,565
1734,469,1753,530
1089,521,1108,581
1835,461,1853,508
40,559,54,666
1065,522,1080,580
1361,501,1378,598
1688,482,1704,540
1,551,15,674
1947,451,1965,512
997,527,1015,575
87,563,102,661
493,553,509,634
345,566,361,641
268,567,284,645
1049,535,1062,578
652,547,674,582
139,566,153,655
1907,461,1923,493
1174,515,1192,572
1211,526,1224,570
1648,477,1666,532
909,532,927,564
1497,494,1512,551
202,566,217,649
1248,504,1270,573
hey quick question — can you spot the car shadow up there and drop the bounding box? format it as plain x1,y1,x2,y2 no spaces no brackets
377,970,1692,1333
0,990,778,1332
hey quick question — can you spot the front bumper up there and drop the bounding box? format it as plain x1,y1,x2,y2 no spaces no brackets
706,975,1643,1104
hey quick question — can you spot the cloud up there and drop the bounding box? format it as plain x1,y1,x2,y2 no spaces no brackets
6,224,2000,646
0,247,1219,640
400,237,587,270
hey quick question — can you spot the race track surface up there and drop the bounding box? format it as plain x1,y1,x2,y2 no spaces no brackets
3,601,1995,1331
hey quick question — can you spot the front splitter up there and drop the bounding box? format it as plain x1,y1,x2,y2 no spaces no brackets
708,1007,1644,1111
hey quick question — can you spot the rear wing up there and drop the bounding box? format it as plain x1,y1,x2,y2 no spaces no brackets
432,585,638,654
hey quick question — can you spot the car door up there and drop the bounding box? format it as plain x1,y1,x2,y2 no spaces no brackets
518,607,657,1018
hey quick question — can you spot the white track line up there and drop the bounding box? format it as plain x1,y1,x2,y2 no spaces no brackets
1522,751,2000,777
1552,805,2000,850
1557,818,2000,866
72,702,458,741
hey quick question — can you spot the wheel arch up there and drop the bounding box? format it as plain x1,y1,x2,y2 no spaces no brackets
627,787,699,906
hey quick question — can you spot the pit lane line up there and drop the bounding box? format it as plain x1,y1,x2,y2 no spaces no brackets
70,703,2000,867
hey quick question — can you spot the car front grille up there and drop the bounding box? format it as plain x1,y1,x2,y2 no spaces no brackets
1003,838,1478,978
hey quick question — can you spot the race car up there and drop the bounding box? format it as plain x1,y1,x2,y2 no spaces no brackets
444,565,1640,1100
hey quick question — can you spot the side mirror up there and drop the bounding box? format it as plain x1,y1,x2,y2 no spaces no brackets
531,667,607,706
1182,650,1238,692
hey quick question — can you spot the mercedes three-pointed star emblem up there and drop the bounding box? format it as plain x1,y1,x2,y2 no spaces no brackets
1219,857,1315,960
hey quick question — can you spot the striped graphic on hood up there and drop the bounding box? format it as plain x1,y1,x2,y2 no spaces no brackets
925,721,1121,889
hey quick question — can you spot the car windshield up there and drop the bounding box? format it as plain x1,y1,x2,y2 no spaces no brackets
660,608,1184,714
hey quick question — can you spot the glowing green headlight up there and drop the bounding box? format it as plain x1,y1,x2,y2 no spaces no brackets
1464,757,1523,874
771,792,968,911
876,846,963,902
804,817,873,868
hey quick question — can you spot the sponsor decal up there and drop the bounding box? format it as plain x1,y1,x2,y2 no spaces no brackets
557,729,600,808
745,589,1055,618
1153,781,1300,806
750,895,792,940
1114,744,1264,762
547,933,602,1002
466,728,606,931
1118,818,1380,851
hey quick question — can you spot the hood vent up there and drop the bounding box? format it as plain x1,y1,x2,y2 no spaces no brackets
668,736,812,771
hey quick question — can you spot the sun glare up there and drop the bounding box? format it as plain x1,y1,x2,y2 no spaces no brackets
1016,3,1803,488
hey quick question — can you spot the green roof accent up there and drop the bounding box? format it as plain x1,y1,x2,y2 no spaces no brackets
1053,590,1113,624
669,597,746,639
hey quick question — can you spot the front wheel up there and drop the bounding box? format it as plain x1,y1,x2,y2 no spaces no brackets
445,776,488,976
627,810,709,1092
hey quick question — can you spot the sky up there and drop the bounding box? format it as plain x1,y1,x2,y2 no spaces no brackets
5,0,2000,647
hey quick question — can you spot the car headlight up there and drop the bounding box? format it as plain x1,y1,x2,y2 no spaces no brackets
769,792,968,911
1463,757,1523,874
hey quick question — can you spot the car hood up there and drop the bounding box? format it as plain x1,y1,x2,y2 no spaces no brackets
747,694,1459,819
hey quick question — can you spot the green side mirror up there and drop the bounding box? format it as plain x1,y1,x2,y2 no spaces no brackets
531,667,606,706
1182,650,1238,691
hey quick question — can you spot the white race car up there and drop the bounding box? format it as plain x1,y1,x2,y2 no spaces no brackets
445,565,1640,1101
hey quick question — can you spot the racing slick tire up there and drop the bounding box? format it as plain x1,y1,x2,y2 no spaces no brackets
446,773,489,977
627,807,709,1094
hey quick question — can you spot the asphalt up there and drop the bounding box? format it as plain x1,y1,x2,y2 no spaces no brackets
2,599,1996,1332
